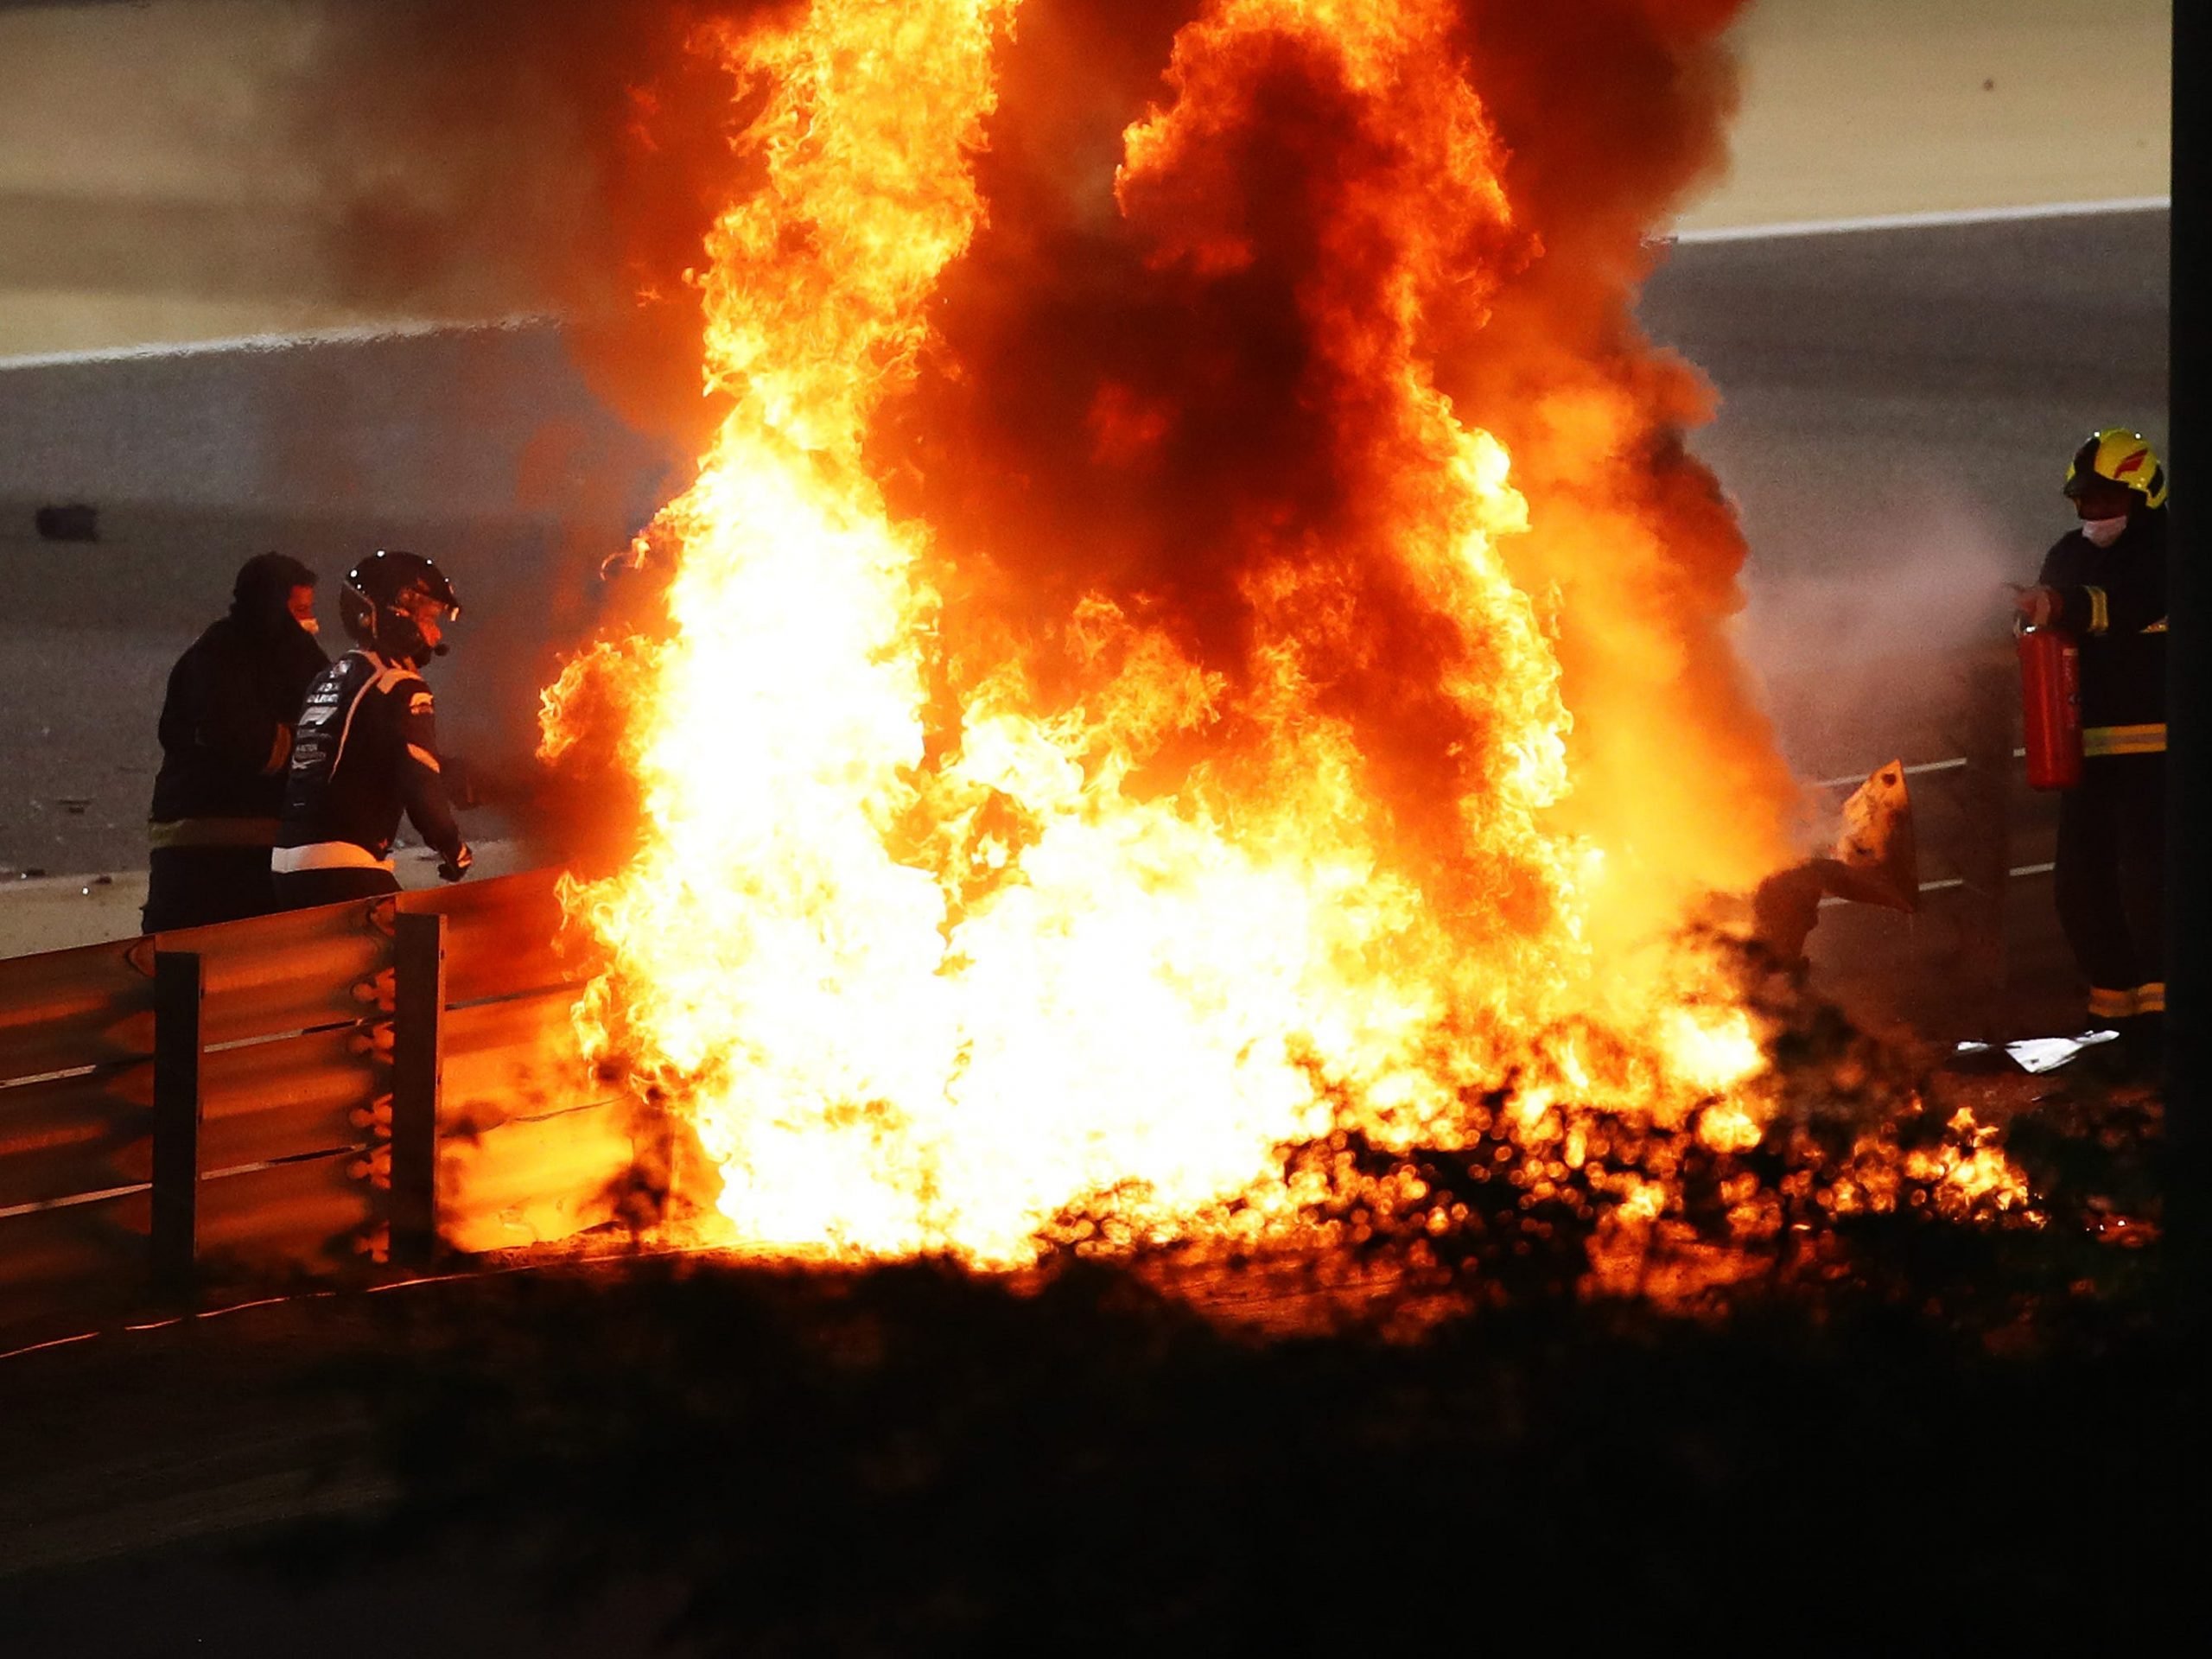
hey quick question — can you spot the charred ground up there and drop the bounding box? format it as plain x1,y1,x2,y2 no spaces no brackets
0,1048,2185,1655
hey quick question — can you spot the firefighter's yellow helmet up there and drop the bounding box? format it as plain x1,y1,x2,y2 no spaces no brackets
2064,427,2168,510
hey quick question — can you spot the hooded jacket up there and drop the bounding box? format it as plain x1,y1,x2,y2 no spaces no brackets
149,555,329,842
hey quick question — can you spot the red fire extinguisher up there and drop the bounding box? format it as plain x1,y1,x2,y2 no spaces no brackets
2018,624,2082,791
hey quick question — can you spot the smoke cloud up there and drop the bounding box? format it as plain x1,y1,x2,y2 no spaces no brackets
1739,488,2019,794
878,0,1796,926
273,0,1799,913
268,0,766,454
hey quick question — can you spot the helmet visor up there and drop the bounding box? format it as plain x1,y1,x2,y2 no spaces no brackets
2064,434,2104,495
396,586,459,626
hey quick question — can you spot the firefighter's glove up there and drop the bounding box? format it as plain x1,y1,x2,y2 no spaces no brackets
437,843,474,883
2014,585,2060,629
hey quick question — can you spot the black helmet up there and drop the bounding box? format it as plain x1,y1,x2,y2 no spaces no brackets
340,550,462,664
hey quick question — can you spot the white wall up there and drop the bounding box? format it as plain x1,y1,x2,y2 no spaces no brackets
0,0,2177,358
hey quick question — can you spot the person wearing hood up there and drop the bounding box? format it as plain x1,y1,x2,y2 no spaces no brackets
2014,427,2170,1081
143,553,329,931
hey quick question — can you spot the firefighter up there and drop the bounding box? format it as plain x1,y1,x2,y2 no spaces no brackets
143,553,329,931
2014,427,2168,1077
272,550,474,909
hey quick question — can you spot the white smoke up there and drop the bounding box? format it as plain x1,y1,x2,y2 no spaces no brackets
1739,490,2021,767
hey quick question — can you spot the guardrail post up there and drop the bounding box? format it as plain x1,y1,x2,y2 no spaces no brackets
391,912,447,1269
151,950,204,1293
1953,645,2016,1037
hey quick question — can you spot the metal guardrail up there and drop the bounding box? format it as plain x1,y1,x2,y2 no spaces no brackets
0,870,644,1336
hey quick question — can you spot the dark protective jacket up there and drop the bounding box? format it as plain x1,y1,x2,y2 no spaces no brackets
274,651,463,873
2037,505,2168,755
149,612,329,844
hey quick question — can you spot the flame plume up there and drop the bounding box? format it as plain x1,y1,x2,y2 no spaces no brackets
540,0,2016,1273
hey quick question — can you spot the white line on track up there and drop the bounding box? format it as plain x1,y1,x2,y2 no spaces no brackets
0,200,2169,368
0,313,550,373
1670,195,2170,245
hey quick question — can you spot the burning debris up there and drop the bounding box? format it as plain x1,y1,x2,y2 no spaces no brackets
531,0,2044,1282
1750,760,1917,971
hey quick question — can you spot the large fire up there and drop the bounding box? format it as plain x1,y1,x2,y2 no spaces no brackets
539,0,2026,1275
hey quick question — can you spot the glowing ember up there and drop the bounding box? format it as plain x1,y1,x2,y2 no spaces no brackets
539,0,2030,1273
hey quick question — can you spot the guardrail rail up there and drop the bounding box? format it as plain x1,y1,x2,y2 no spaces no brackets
0,869,645,1337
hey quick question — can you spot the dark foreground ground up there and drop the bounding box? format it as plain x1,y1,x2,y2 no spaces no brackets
0,1057,2190,1655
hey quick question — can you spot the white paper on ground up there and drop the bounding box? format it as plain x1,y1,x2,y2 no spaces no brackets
2002,1030,2121,1075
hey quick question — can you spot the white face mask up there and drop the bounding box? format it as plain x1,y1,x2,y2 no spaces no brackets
2081,515,2128,548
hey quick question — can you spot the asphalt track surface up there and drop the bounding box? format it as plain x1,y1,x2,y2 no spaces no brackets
1650,208,2170,776
0,207,2171,882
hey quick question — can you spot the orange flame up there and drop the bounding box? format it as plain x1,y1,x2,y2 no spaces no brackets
538,0,1982,1272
